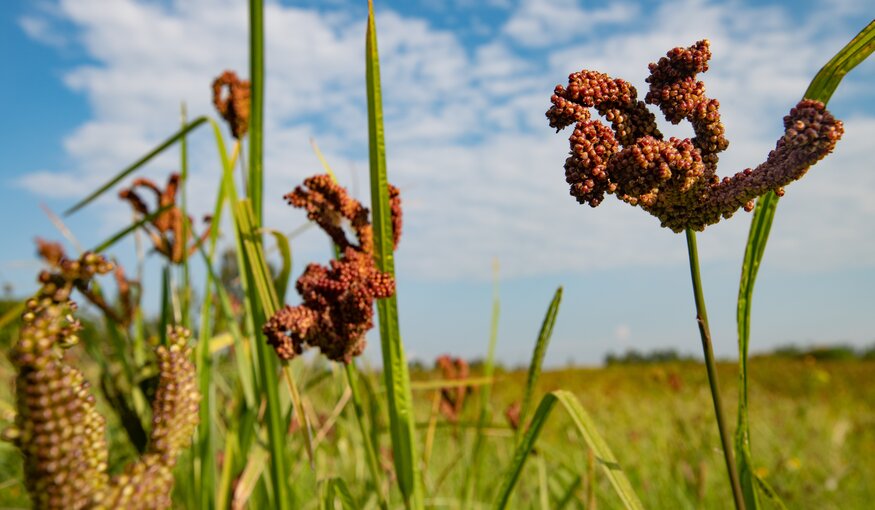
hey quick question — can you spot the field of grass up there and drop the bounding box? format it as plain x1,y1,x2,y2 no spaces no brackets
1,2,872,509
1,351,872,509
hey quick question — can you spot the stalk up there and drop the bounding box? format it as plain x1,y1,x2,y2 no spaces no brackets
345,362,388,510
248,0,264,224
684,229,745,510
365,1,424,507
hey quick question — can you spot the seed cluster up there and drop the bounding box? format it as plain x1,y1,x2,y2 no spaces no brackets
102,326,200,510
212,70,251,139
263,175,401,363
547,40,844,232
435,355,472,423
35,239,138,326
118,173,210,264
7,252,199,509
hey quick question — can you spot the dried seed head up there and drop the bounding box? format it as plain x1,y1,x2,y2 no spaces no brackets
264,175,401,363
212,70,251,139
119,173,210,264
435,355,472,423
547,40,844,231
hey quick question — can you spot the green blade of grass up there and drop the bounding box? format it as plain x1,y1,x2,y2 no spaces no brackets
493,390,643,510
205,125,257,407
735,21,874,510
248,0,264,225
465,259,501,502
365,2,423,508
517,286,563,444
159,265,172,346
234,217,291,509
64,116,208,216
263,228,293,303
192,128,242,510
215,429,237,510
345,362,388,510
90,204,173,254
555,474,582,510
310,138,339,183
237,198,315,469
804,20,875,104
0,301,24,331
321,478,357,510
180,103,192,327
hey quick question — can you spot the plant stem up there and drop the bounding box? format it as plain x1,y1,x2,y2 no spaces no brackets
345,362,388,510
248,0,264,225
684,229,746,510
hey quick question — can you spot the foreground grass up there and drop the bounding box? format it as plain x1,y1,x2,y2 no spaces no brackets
1,353,871,508
493,358,875,509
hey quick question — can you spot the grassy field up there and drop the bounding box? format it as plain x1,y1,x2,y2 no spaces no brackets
2,352,872,508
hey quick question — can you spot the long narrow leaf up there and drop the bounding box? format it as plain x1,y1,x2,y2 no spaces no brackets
365,1,423,507
248,0,265,224
263,228,293,303
493,391,643,510
735,21,875,509
465,259,501,502
518,287,563,443
345,362,388,509
65,116,208,215
91,204,173,254
321,478,357,510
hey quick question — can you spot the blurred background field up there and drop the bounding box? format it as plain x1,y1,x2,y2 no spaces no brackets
2,293,872,509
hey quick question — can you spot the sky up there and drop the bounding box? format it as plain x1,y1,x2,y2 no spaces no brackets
1,0,873,367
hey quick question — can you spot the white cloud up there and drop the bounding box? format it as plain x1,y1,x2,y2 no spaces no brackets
15,0,875,285
503,0,639,48
19,15,68,48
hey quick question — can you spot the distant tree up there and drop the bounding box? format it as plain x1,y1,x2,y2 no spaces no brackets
604,348,696,365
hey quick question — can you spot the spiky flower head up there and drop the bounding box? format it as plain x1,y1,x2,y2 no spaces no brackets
547,40,844,232
118,174,210,264
6,251,199,509
35,239,138,326
212,70,251,139
263,174,401,363
435,355,472,423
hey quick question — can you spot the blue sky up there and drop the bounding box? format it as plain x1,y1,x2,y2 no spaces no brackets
2,0,874,366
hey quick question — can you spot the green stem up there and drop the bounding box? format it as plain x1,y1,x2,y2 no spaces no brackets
248,0,264,225
345,362,388,510
684,229,745,510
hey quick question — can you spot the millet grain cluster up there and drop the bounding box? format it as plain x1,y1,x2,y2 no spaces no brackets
212,70,251,139
263,175,401,364
547,40,844,232
6,251,199,509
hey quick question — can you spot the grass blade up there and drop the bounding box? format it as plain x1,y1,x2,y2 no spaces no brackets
64,116,208,216
310,138,339,182
804,20,875,104
517,286,563,443
735,21,874,509
263,228,293,303
90,204,173,254
493,393,556,510
0,302,24,331
551,390,643,510
248,0,264,224
493,391,643,510
365,1,423,507
465,259,501,502
322,478,357,510
345,362,388,509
